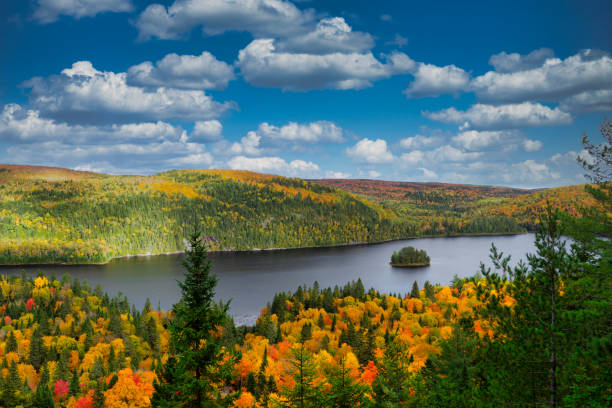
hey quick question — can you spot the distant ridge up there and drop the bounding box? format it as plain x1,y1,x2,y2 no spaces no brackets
0,164,594,265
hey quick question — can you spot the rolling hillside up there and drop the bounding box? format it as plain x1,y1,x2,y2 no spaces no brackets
0,165,594,264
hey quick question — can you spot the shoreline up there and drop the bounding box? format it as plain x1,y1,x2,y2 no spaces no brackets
0,231,529,267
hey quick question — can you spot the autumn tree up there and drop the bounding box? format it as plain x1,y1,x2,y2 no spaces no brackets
152,231,231,407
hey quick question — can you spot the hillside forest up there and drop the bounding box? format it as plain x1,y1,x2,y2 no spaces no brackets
0,164,596,265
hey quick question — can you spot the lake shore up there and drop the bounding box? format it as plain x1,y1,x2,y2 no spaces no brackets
0,231,529,267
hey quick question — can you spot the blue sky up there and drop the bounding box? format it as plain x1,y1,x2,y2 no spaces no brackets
1,0,611,187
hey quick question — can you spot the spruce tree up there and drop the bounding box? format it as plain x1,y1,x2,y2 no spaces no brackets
152,231,230,407
33,364,55,408
327,357,369,408
274,344,326,408
410,281,420,298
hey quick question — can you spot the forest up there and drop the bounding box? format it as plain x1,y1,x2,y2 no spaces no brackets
0,120,608,407
0,164,596,265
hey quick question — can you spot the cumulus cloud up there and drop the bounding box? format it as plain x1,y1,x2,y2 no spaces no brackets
276,17,374,54
227,155,320,177
504,160,560,184
3,138,213,175
404,63,470,98
488,48,555,73
559,89,612,113
472,49,612,103
255,121,344,143
229,132,262,156
346,138,394,164
192,120,223,142
399,135,442,150
236,39,414,91
0,104,187,144
135,0,314,41
522,139,543,152
424,102,572,130
127,52,235,90
23,61,233,124
33,0,133,24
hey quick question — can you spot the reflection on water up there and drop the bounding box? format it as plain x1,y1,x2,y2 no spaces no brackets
1,234,535,325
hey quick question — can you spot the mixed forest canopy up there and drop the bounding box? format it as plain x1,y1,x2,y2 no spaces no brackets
0,164,597,265
0,121,608,407
390,246,430,266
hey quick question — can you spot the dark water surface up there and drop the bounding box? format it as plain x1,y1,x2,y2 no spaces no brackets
1,234,535,325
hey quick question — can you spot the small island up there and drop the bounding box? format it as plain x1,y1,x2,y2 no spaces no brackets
390,246,431,267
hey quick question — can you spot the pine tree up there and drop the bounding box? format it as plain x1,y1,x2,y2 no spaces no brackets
151,356,187,408
152,231,230,407
29,328,44,370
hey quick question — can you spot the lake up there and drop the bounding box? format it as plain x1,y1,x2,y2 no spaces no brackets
1,234,536,325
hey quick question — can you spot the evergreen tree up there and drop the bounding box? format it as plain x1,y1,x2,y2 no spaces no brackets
327,357,369,408
32,364,55,408
152,231,230,407
5,331,17,353
410,281,420,298
29,328,44,370
151,356,187,408
274,345,326,408
69,369,80,396
372,336,413,407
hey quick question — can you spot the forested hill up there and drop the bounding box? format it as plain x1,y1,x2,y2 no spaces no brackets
316,178,596,232
0,164,593,265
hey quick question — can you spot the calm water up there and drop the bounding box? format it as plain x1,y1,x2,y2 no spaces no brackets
1,234,535,325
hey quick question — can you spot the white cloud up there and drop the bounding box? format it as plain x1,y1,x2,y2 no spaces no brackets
135,0,314,41
427,145,482,162
276,17,374,55
256,121,344,143
559,89,612,113
0,104,187,144
404,63,470,98
3,139,214,175
380,14,392,21
346,138,394,164
472,50,612,104
230,132,262,156
324,170,351,179
399,135,441,149
399,150,424,165
367,170,381,178
488,48,555,73
227,155,320,177
419,167,437,179
33,0,133,24
452,130,505,150
425,102,572,130
504,160,560,183
192,120,223,142
236,39,414,91
522,139,543,152
23,61,233,124
127,52,235,90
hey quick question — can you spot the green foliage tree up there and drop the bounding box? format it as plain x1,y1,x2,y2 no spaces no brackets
274,344,326,408
152,231,230,407
372,336,413,407
327,357,369,407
